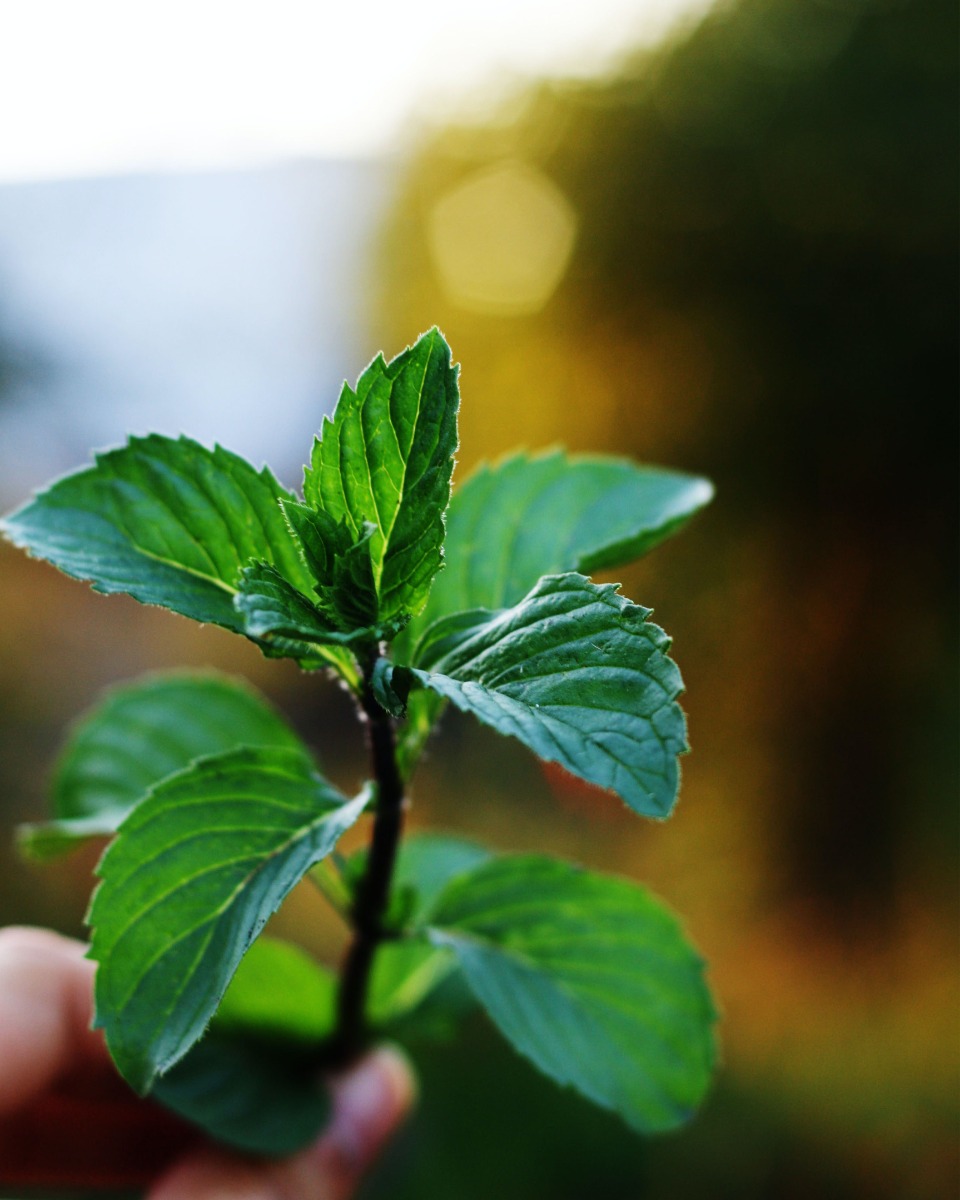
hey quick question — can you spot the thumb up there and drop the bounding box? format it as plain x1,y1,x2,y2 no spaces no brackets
304,1046,416,1200
148,1045,416,1200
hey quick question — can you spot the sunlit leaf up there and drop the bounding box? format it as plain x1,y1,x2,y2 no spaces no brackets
235,562,374,655
0,434,312,631
282,502,381,630
302,328,459,624
400,449,713,657
394,450,710,767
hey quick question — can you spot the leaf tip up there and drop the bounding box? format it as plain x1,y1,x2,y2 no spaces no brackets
111,1041,158,1096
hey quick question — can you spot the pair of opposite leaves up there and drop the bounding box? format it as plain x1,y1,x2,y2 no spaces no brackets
3,328,717,1148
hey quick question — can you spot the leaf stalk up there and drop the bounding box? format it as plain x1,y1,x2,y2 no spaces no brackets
327,649,406,1065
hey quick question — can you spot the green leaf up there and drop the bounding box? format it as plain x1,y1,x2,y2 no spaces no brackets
236,559,374,667
368,941,457,1027
302,328,460,624
399,449,713,657
429,855,717,1133
371,951,479,1044
18,671,307,862
88,746,370,1093
391,833,494,923
282,501,380,629
152,1033,330,1157
346,835,494,1034
17,814,121,863
393,451,711,772
0,434,314,633
153,938,336,1154
213,936,337,1044
346,832,493,932
371,654,409,718
404,573,687,818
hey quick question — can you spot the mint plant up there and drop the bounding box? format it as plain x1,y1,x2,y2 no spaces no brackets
2,329,717,1160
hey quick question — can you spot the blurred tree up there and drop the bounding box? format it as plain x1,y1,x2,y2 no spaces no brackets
374,0,958,930
370,5,958,1191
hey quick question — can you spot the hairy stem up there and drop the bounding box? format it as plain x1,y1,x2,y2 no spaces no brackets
327,651,406,1065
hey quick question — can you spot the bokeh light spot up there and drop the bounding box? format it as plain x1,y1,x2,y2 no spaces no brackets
427,160,577,316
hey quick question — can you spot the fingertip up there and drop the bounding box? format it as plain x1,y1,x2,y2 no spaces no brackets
0,926,103,1112
332,1044,417,1134
0,925,89,963
148,1047,416,1200
147,1149,285,1200
303,1044,416,1199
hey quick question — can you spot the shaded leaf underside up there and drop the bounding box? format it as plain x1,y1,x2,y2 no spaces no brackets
153,1033,330,1157
429,855,717,1133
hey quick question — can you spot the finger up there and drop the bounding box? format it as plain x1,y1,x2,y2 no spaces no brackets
306,1045,416,1200
0,927,201,1191
0,927,107,1115
147,1045,416,1200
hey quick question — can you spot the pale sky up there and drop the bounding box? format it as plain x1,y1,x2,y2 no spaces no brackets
0,0,711,183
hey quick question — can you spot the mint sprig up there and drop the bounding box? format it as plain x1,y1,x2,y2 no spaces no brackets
3,328,717,1154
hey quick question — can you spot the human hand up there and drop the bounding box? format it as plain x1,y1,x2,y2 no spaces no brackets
0,926,415,1200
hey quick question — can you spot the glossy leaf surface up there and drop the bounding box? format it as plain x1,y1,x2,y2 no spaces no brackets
282,501,380,630
234,562,373,666
394,451,710,770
